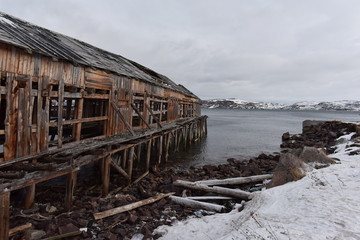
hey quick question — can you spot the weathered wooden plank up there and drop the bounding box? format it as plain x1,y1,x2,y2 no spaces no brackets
146,139,152,171
58,77,64,148
49,116,108,127
4,72,17,160
111,102,135,136
93,192,174,220
110,160,130,181
0,192,10,240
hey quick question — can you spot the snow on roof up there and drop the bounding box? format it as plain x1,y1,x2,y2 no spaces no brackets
0,12,198,99
154,132,360,239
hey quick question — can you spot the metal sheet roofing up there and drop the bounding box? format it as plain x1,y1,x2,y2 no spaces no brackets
0,12,198,99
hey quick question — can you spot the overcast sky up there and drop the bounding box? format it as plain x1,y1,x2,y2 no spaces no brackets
1,0,360,103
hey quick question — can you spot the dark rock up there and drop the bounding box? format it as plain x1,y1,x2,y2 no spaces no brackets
128,214,139,224
58,223,79,235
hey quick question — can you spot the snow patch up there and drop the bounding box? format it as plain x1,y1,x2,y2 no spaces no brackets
155,132,360,239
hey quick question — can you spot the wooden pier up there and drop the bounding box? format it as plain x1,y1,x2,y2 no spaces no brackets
0,12,207,239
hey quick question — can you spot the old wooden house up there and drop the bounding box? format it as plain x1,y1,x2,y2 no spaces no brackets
0,12,207,238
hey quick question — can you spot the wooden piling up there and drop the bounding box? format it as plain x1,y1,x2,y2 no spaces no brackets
101,155,111,196
65,170,78,211
0,192,10,240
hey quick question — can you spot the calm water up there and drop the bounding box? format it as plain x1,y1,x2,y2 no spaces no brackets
167,109,360,168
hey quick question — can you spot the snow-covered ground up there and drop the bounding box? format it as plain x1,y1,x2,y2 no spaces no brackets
154,133,360,240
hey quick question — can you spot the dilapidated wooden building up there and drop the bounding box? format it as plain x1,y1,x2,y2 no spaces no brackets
0,12,206,238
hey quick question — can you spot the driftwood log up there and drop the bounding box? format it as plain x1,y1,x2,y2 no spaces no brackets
169,196,226,213
9,223,32,236
93,192,174,220
186,196,234,201
195,174,273,186
174,180,252,200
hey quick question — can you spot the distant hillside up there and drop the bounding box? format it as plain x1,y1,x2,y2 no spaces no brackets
202,99,360,111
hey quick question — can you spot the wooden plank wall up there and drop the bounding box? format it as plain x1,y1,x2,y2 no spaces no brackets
0,42,201,162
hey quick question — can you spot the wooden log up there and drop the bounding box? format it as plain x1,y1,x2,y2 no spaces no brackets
58,77,64,148
65,171,77,211
195,174,273,186
101,155,111,196
93,192,175,220
110,160,130,181
133,171,149,185
9,223,32,236
164,133,171,163
145,139,152,171
186,196,234,201
169,196,226,213
5,163,57,171
0,171,25,179
0,192,10,240
157,136,163,165
127,147,134,180
173,180,252,200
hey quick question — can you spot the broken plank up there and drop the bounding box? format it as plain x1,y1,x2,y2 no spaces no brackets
93,192,175,220
9,223,32,236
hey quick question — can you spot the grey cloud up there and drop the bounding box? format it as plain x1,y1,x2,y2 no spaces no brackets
1,0,360,103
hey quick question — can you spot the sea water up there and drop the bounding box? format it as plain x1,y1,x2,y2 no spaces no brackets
167,109,360,168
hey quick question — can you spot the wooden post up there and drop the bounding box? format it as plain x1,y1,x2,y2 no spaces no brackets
121,149,127,169
157,136,163,165
65,171,78,211
175,129,180,152
58,78,64,148
74,90,84,141
164,133,171,163
136,143,142,168
146,139,152,171
0,192,10,240
127,147,135,180
101,155,111,196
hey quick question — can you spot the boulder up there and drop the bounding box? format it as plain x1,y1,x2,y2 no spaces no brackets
299,147,336,164
267,153,306,188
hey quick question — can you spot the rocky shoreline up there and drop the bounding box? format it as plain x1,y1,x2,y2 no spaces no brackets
9,120,359,240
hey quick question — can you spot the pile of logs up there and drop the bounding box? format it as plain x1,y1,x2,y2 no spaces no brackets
170,174,273,213
92,173,273,221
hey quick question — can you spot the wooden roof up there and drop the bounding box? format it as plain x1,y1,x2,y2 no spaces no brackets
0,12,198,99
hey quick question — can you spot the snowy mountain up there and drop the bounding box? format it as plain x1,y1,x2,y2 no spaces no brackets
202,99,360,111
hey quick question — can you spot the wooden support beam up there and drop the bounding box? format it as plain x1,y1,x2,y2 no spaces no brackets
58,78,64,148
110,160,130,181
121,149,127,169
0,192,10,240
157,136,163,165
146,139,152,171
127,147,135,180
111,102,135,136
24,185,35,209
164,133,171,163
136,144,142,167
144,102,162,128
101,155,111,196
65,171,77,211
131,103,151,129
